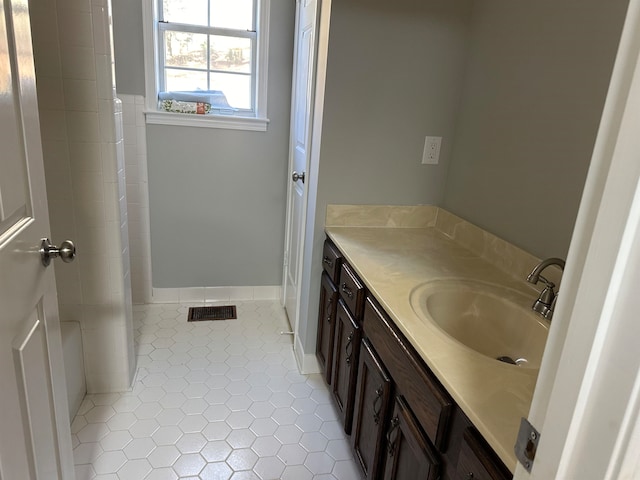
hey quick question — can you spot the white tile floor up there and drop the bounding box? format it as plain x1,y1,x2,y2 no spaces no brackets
72,301,365,480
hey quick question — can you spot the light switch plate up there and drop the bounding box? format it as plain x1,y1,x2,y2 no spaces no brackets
422,136,442,165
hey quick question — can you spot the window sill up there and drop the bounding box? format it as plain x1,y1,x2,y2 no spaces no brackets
144,110,269,131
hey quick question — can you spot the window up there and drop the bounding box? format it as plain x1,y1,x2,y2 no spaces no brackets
143,0,270,130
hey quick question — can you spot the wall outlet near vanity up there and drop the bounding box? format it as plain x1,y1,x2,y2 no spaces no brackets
422,136,442,164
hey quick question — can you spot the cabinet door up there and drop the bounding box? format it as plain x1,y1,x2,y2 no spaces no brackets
364,296,452,450
352,338,392,480
383,396,440,480
331,299,361,434
317,272,338,384
454,428,511,480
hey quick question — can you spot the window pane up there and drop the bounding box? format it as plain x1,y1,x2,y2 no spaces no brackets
163,0,208,26
165,69,208,92
164,32,207,69
211,72,251,110
210,0,253,30
210,36,251,74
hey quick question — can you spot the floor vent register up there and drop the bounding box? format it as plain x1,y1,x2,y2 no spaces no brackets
187,305,237,322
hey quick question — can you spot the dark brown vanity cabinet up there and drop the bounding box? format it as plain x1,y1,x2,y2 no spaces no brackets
316,238,512,480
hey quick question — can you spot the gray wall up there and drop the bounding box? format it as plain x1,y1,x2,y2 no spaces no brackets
112,0,145,95
110,0,295,287
442,0,628,259
299,0,474,355
317,0,472,206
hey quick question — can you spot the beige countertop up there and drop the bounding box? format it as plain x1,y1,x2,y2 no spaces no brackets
324,205,558,473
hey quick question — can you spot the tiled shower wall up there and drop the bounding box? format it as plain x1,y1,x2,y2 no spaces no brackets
29,0,135,393
120,95,153,304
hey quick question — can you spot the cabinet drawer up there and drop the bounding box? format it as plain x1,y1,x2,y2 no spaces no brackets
363,296,452,451
338,262,365,318
454,428,511,480
322,240,343,284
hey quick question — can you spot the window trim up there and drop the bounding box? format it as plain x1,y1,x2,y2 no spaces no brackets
142,0,270,131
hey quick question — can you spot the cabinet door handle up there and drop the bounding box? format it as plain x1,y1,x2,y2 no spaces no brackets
341,283,354,299
326,298,332,322
322,256,333,267
386,416,400,457
373,386,383,424
345,332,354,365
465,473,475,479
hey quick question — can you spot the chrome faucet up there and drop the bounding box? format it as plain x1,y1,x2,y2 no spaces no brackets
526,257,565,320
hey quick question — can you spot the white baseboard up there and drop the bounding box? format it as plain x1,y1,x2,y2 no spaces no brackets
150,285,282,303
294,333,321,375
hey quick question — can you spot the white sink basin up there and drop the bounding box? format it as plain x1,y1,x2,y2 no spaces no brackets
410,280,549,368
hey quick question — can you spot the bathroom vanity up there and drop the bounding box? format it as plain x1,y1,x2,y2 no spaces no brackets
316,206,561,480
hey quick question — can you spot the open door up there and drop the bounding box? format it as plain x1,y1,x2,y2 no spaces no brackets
282,0,319,353
0,0,75,477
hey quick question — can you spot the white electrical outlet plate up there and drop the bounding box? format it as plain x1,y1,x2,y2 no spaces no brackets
422,136,442,165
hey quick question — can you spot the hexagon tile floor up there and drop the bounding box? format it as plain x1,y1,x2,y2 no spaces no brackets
71,301,365,480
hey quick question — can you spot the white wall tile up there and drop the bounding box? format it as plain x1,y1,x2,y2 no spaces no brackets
67,112,101,142
54,262,83,305
98,100,117,142
254,286,281,301
57,10,94,48
79,256,114,305
74,200,106,227
36,75,65,110
57,0,92,13
68,141,102,173
61,46,97,80
228,287,258,301
151,288,180,303
71,170,105,204
95,54,114,99
32,0,134,397
204,287,232,303
41,140,73,201
179,288,206,303
63,78,99,112
101,143,118,181
39,110,69,142
91,7,110,55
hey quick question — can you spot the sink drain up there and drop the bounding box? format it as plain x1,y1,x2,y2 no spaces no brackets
497,356,529,366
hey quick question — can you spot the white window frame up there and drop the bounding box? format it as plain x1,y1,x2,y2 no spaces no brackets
142,0,270,131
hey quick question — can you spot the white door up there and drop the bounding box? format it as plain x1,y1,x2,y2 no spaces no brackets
283,0,318,336
0,0,74,478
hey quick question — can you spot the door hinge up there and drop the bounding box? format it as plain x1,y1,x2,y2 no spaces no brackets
514,417,540,473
